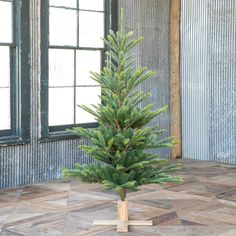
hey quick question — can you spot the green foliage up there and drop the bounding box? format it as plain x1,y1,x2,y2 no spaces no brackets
62,22,182,200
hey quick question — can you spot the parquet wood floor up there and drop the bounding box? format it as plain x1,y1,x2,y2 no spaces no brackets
1,159,236,235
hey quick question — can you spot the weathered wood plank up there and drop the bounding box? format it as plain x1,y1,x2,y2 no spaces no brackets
170,0,181,158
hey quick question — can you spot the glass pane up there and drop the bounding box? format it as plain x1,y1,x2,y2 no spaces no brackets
0,88,10,130
0,47,10,87
79,11,104,48
49,49,74,87
76,87,101,123
50,0,76,8
79,0,104,11
76,50,101,86
49,88,74,126
50,8,77,46
0,1,12,43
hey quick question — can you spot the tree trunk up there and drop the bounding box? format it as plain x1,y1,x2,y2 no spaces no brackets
119,188,126,201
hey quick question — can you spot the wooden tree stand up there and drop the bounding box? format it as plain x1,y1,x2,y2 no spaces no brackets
93,200,153,232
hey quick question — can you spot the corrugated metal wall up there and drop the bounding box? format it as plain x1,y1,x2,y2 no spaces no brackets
181,0,210,161
181,0,236,164
0,0,171,189
119,0,171,158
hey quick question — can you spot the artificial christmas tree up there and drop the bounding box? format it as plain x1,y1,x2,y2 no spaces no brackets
63,17,181,232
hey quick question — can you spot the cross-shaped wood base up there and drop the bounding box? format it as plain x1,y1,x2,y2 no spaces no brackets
93,200,153,232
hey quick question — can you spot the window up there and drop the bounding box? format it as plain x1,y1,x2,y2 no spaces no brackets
41,0,117,138
0,0,30,144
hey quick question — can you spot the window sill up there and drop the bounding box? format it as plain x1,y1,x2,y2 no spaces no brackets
39,132,80,143
0,136,30,146
39,122,98,143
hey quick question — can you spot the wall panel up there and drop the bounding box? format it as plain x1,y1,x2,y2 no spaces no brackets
181,0,236,164
119,0,171,157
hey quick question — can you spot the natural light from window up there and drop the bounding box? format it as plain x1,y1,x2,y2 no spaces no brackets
0,1,12,130
48,0,104,127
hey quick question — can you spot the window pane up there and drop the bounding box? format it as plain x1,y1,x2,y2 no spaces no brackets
0,1,12,43
49,88,74,126
76,50,100,86
0,47,10,87
49,49,74,87
50,8,77,46
79,11,104,48
79,0,104,11
0,88,10,130
76,87,101,124
50,0,76,8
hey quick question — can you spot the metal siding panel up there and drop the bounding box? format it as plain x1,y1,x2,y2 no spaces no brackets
119,0,171,157
181,0,236,164
209,0,236,164
181,0,210,161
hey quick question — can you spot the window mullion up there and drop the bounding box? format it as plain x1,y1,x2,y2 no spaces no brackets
40,0,50,137
77,0,79,47
74,49,77,124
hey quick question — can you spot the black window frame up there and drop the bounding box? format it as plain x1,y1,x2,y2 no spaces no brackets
40,0,118,141
0,0,30,146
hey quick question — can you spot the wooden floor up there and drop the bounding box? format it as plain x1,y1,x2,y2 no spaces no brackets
1,159,236,235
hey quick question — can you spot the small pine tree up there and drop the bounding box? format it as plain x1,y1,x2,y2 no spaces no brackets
63,20,181,201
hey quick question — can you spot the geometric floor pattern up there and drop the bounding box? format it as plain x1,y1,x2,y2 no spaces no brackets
1,159,236,235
